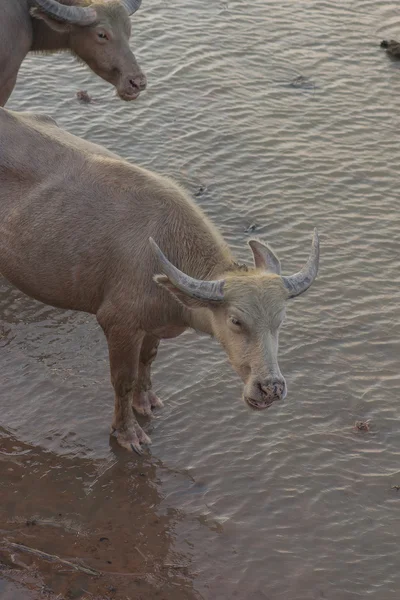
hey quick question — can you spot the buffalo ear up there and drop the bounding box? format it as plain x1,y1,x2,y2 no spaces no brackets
248,239,281,274
154,275,217,309
30,8,72,33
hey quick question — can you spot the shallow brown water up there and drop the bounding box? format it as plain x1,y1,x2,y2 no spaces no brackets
3,0,400,598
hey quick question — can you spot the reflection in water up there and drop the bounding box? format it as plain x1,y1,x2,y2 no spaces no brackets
0,427,201,599
2,0,400,598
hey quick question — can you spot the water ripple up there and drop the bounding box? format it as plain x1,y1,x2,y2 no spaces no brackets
3,0,400,597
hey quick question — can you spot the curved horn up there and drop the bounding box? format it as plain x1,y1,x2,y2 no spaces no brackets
31,0,97,25
149,238,225,302
122,0,142,15
281,229,320,298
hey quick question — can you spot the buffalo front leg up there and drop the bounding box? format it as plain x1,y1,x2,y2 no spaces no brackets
101,324,151,454
1,73,18,107
132,335,163,416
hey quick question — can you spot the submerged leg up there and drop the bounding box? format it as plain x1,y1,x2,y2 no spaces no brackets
98,316,151,454
132,334,163,416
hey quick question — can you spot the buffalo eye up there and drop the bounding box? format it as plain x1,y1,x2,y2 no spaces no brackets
97,32,108,40
229,316,242,328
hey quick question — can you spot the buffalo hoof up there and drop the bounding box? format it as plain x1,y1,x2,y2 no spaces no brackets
132,391,152,416
132,390,164,416
147,390,164,409
111,423,151,454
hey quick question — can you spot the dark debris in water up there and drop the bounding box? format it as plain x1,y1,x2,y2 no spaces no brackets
354,420,370,432
76,90,93,104
245,223,258,233
289,75,315,90
380,40,400,58
194,185,206,197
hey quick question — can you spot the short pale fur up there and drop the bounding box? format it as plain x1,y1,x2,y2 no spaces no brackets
0,109,316,454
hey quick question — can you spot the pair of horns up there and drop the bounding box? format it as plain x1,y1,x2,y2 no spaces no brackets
150,229,320,302
31,0,142,25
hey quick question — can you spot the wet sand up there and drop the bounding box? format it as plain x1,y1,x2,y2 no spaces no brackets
0,430,201,599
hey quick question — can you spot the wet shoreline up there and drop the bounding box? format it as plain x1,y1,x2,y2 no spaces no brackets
3,0,400,597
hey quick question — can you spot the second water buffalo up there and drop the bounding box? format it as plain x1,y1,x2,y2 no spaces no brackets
0,0,146,106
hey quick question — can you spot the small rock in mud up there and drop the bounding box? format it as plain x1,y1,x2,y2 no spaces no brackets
26,519,37,526
99,536,110,542
76,90,93,104
354,420,370,432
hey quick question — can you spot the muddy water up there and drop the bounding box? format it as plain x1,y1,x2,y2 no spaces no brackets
2,0,400,598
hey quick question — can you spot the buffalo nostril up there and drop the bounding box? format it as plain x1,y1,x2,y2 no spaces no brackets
129,77,146,91
273,382,285,397
259,381,285,400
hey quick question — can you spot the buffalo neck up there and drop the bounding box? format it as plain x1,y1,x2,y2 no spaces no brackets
30,20,71,52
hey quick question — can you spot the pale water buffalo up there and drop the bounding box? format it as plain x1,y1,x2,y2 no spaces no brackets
0,108,320,454
0,0,146,107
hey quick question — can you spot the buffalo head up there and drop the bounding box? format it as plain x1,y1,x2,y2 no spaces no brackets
31,0,146,100
150,230,320,410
